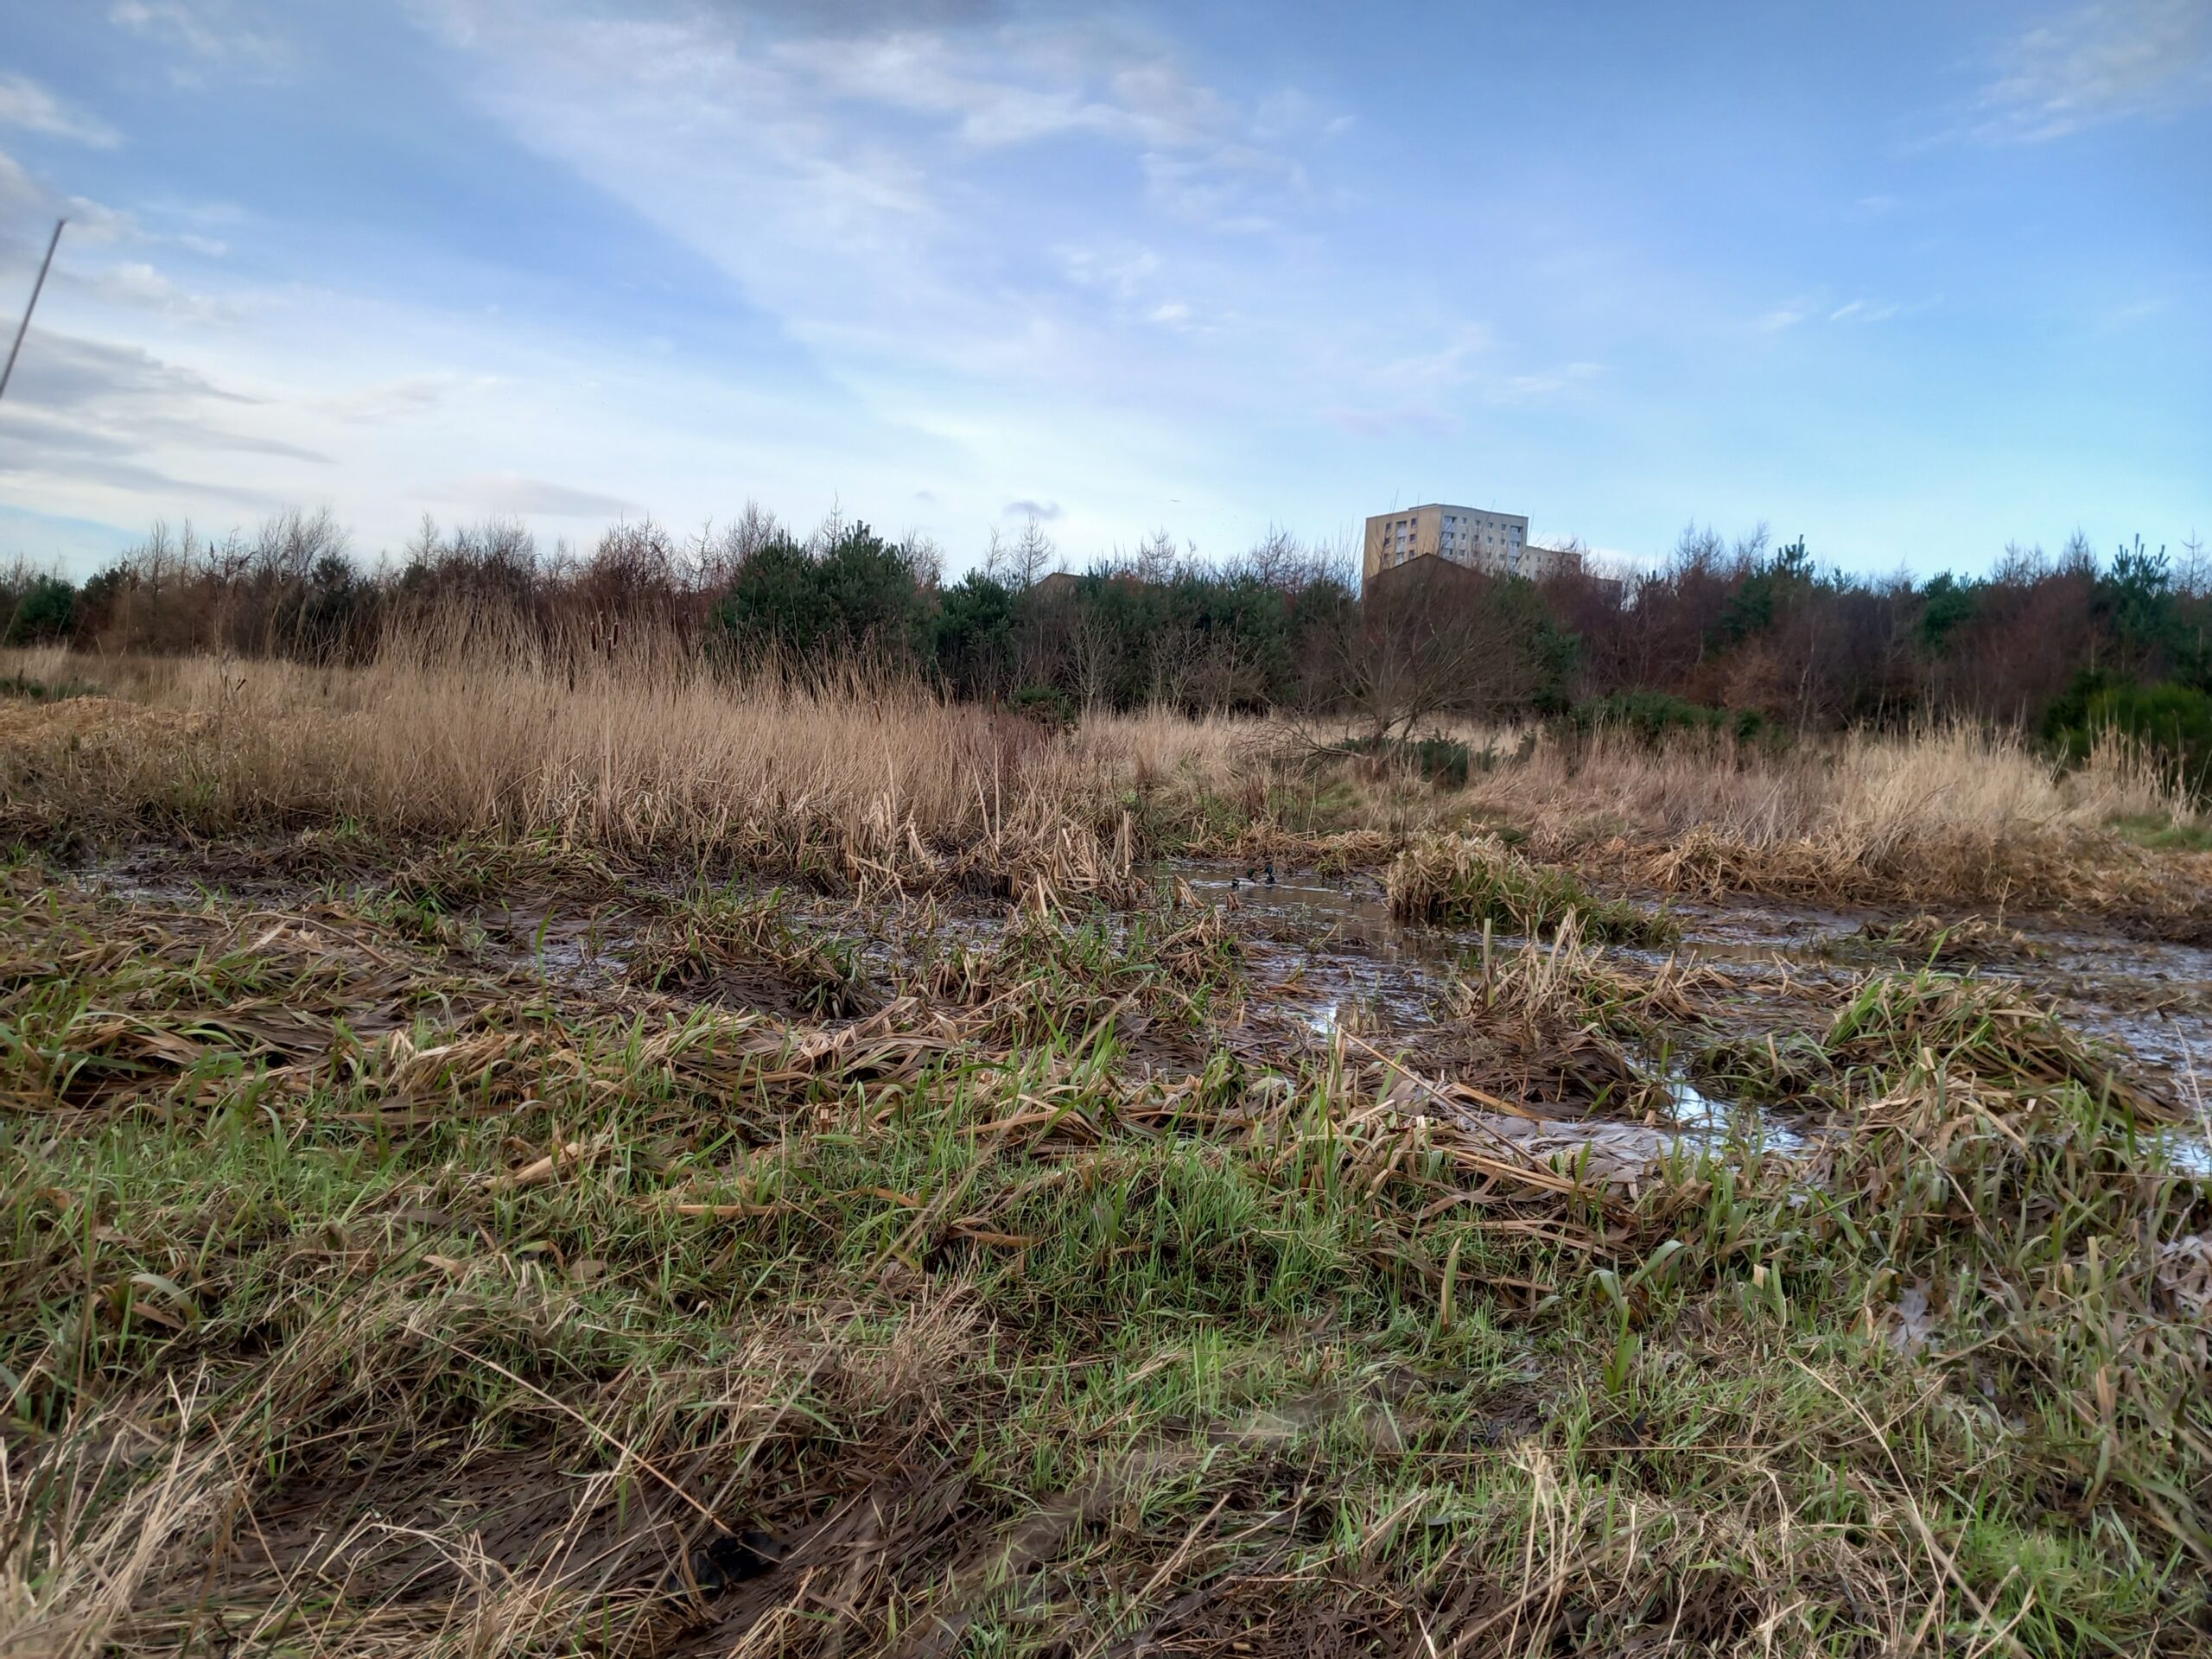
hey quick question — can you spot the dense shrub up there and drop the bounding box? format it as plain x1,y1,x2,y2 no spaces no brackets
3,574,77,644
1341,734,1487,788
1008,684,1076,731
933,572,1017,700
2043,673,2212,798
715,523,930,663
1564,690,1770,747
27,505,2212,742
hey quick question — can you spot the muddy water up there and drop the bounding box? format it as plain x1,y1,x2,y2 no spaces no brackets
1168,858,2212,1165
71,842,2212,1166
1171,861,1819,1159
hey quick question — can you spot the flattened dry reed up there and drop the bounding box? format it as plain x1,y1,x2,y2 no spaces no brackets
4,868,2210,1655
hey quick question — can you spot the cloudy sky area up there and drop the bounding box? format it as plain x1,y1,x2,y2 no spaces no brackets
0,0,2206,576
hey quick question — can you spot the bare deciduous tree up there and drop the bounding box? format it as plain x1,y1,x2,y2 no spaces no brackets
1133,527,1185,584
1318,566,1541,750
1069,607,1119,712
986,515,1056,590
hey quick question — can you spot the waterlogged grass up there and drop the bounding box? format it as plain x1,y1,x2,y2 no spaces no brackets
919,898,1246,1044
2111,810,2212,853
629,883,876,1017
1845,911,2043,967
1387,831,1677,945
0,856,2207,1655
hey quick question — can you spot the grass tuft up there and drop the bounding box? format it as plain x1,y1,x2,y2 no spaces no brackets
1387,832,1675,944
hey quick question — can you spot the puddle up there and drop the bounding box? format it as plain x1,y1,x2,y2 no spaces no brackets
1167,856,2211,1167
60,842,2212,1171
1657,1069,1815,1159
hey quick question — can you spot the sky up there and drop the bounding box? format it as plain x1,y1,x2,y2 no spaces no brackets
0,0,2206,580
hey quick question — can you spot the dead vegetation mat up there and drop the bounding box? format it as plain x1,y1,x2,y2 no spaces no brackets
3,859,2210,1656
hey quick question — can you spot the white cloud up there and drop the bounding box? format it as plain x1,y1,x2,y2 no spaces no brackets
67,260,230,322
1375,325,1491,391
1831,299,1909,324
1057,244,1161,302
0,150,41,221
1760,296,1916,331
0,328,322,510
1139,143,1307,229
1974,0,2212,142
384,0,1398,562
109,0,295,84
0,73,121,149
410,0,1332,375
1494,362,1605,402
430,472,638,518
1319,404,1459,439
2101,296,2168,327
321,373,488,422
769,29,1222,151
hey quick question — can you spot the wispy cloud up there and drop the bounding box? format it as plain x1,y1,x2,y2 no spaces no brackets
2,0,2196,574
0,332,251,412
0,329,322,506
411,0,1337,378
1758,296,1921,332
769,28,1234,152
1972,0,2212,142
321,373,488,422
430,473,638,518
1374,325,1491,392
1493,362,1605,402
65,260,231,322
109,0,296,83
0,73,122,149
1002,497,1062,520
392,0,1372,551
1319,404,1459,439
2100,296,2169,329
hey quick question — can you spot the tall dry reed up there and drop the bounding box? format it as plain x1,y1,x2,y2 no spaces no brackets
3,626,2201,915
0,623,1151,897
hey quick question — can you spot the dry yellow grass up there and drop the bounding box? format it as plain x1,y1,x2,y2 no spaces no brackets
0,632,1146,899
2,631,2203,921
1510,724,2201,916
1464,717,2188,847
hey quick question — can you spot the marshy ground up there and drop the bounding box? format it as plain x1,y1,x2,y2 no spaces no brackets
3,661,2212,1656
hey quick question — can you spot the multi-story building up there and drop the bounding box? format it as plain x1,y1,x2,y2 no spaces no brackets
1363,503,1580,588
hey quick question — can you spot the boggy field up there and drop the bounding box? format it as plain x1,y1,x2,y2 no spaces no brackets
3,644,2212,1657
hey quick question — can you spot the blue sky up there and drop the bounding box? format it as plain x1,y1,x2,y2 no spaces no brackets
0,0,2206,578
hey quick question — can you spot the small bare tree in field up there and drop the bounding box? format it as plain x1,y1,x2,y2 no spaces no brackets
1068,607,1119,712
1147,618,1208,710
1317,567,1541,753
987,514,1056,590
2178,530,2209,598
1132,527,1186,584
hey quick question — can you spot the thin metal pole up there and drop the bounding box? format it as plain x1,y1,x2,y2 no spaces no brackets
0,217,66,406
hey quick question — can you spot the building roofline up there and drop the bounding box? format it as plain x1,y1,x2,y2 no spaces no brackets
1366,504,1529,516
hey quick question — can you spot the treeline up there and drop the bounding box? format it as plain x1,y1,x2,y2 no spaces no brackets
4,505,2209,762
